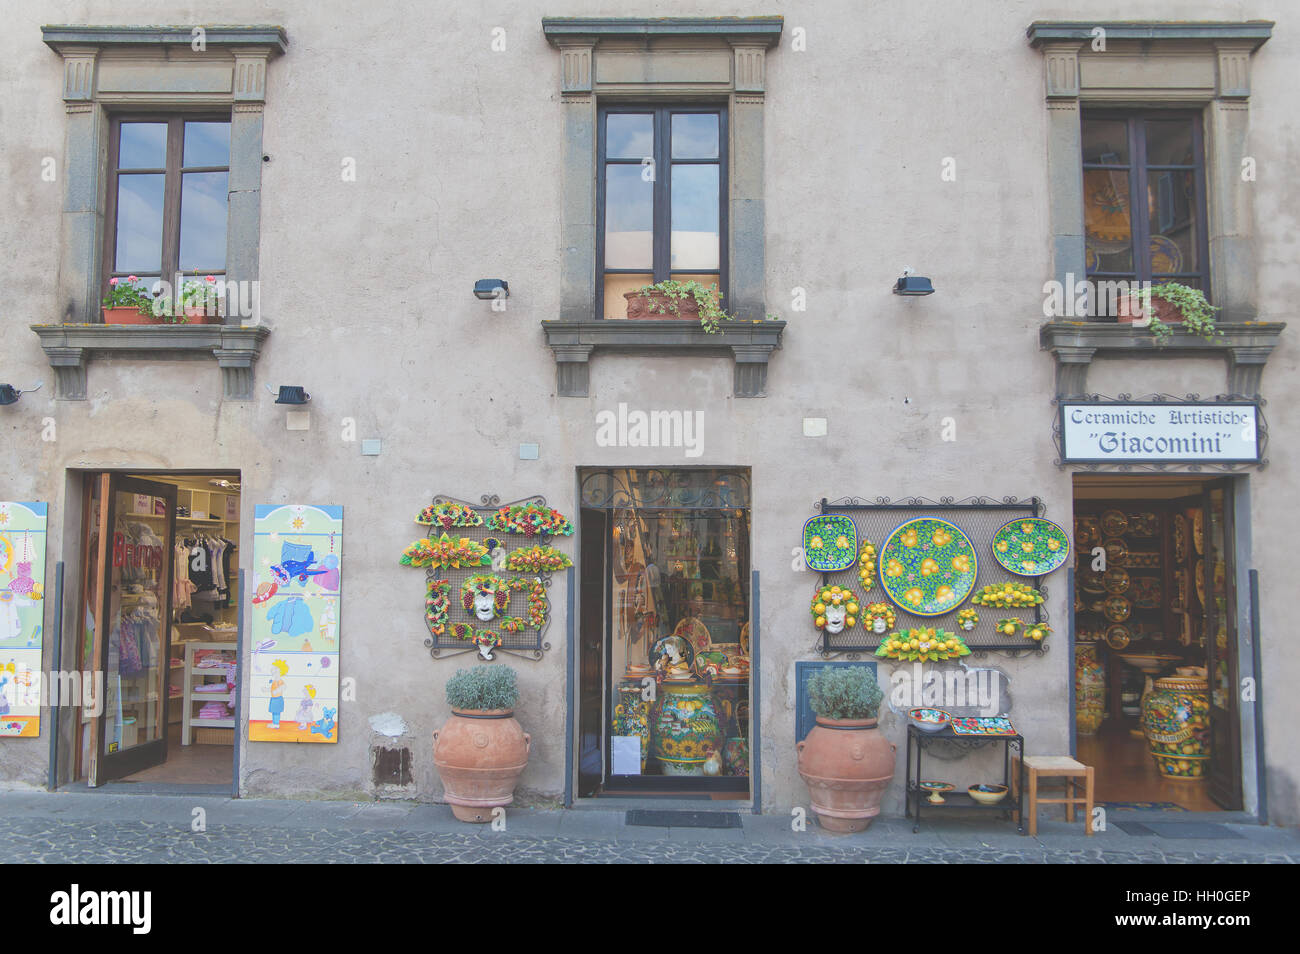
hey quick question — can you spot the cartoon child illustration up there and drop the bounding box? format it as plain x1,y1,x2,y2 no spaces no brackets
0,662,13,716
295,684,318,729
461,575,510,622
318,601,337,647
266,659,289,729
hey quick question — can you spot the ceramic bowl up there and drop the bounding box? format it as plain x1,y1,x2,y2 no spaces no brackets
908,707,951,733
968,783,1008,805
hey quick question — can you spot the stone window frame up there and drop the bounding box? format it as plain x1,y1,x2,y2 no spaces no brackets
33,25,287,400
1029,21,1285,399
541,17,785,398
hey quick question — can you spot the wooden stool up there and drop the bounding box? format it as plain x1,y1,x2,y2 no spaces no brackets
1011,756,1094,836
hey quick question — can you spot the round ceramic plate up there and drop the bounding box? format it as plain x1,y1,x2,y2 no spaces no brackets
1103,595,1132,622
990,518,1071,576
1074,516,1100,548
878,518,977,616
1105,624,1132,650
802,515,857,572
1103,567,1130,594
1103,537,1128,567
1101,509,1128,537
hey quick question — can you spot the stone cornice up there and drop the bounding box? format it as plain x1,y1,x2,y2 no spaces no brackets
542,319,786,398
543,17,783,48
31,323,271,400
1039,321,1285,399
42,24,288,55
1027,21,1272,50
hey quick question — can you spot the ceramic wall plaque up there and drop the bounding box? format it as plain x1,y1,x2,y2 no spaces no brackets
878,517,977,616
0,503,47,738
990,518,1071,576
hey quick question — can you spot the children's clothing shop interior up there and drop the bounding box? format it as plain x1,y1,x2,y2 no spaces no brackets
74,470,241,788
1072,474,1244,813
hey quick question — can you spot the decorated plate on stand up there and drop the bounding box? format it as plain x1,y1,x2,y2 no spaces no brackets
802,515,858,572
878,517,977,616
990,518,1071,576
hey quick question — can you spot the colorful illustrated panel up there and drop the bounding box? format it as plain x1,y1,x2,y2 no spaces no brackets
802,515,857,572
0,503,47,738
990,518,1071,577
249,505,342,743
878,517,977,616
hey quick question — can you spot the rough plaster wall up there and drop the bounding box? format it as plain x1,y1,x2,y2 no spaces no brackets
1,0,1297,823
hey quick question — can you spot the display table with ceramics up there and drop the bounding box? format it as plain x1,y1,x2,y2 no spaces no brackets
904,723,1025,834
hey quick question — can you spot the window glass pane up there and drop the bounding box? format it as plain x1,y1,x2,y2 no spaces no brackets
183,122,231,167
606,114,654,159
1083,168,1132,273
118,123,167,169
670,165,719,270
671,114,719,159
1144,120,1194,166
1082,119,1129,165
114,174,165,271
605,165,653,269
179,171,229,271
1147,171,1198,274
603,272,654,320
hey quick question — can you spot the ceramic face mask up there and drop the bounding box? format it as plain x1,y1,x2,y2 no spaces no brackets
872,617,888,634
473,591,498,621
825,603,848,634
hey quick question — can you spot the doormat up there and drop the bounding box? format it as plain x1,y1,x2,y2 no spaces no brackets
626,810,742,829
1098,801,1186,812
1114,821,1244,839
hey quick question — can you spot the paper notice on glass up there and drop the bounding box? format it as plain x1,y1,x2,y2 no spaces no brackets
611,736,641,775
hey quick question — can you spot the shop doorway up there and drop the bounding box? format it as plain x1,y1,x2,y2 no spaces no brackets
75,470,241,788
1072,475,1242,811
576,469,752,799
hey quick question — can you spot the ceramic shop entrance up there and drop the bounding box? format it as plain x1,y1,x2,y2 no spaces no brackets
66,470,241,791
1071,474,1249,812
575,468,753,800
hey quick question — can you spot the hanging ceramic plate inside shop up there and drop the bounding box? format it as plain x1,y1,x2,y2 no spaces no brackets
1193,510,1205,555
1105,624,1132,650
990,518,1071,576
1173,514,1188,563
1103,595,1132,622
1078,567,1105,595
877,517,977,617
1194,559,1206,607
1074,516,1099,549
1133,577,1162,609
1102,537,1128,567
1100,509,1128,537
801,514,857,572
1102,567,1130,594
1129,512,1159,537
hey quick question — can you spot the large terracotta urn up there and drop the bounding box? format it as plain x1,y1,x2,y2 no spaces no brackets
796,717,897,833
433,708,531,822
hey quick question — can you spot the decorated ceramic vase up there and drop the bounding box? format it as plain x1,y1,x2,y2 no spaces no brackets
1074,644,1107,736
1142,673,1211,780
652,682,722,776
612,680,650,773
722,736,749,776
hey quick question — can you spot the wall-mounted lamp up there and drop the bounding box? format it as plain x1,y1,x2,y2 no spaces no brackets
0,382,42,406
474,279,509,301
268,385,310,405
893,267,935,296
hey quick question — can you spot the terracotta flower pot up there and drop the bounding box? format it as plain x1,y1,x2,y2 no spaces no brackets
183,306,223,325
624,289,702,322
1116,295,1182,325
432,708,531,823
102,306,160,325
796,716,897,833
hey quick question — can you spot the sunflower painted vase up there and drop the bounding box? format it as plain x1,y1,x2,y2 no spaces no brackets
612,680,651,774
1141,674,1211,780
1074,644,1107,735
652,682,722,776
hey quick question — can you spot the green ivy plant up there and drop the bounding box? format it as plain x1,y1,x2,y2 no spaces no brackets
806,665,884,720
445,665,519,711
633,279,732,334
1129,282,1222,345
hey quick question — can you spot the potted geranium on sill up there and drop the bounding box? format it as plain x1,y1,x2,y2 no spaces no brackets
1117,282,1222,346
624,279,732,334
175,273,224,324
101,276,159,325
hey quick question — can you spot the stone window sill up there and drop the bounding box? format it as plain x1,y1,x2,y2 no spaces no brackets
1039,320,1285,398
542,319,786,397
30,323,271,401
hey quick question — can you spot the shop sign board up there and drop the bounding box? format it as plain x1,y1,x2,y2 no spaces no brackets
1059,402,1260,464
0,502,47,737
249,505,342,743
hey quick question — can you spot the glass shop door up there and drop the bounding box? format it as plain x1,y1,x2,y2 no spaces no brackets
90,474,177,784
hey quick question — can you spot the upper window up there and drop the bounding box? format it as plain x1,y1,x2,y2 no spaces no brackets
598,106,727,320
1082,111,1210,311
103,116,231,300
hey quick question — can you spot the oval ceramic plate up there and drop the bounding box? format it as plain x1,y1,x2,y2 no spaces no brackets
802,514,857,572
990,518,1071,576
1173,514,1188,563
878,518,977,616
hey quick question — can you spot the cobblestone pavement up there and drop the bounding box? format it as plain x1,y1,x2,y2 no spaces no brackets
1,791,1296,863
